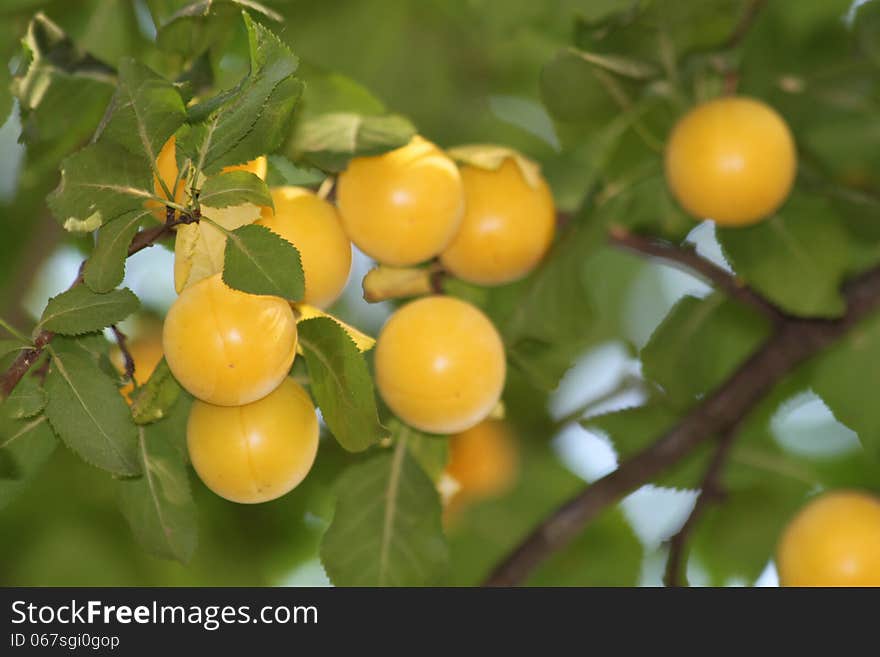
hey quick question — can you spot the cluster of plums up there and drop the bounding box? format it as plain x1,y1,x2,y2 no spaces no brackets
142,133,555,504
120,96,879,586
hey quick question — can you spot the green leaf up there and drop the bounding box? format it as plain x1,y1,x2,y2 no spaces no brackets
392,420,449,482
691,479,809,585
84,209,152,293
717,193,851,318
177,13,301,174
46,50,185,232
95,58,186,164
130,359,182,426
598,170,694,243
812,313,880,460
0,339,29,359
47,141,155,232
584,402,711,489
528,509,642,586
540,48,619,122
119,422,197,563
11,14,115,151
0,449,17,479
44,347,140,476
4,376,47,420
156,0,282,59
265,155,327,188
39,286,140,336
291,113,416,172
296,318,385,452
221,224,305,300
321,440,449,586
641,294,771,408
199,170,272,209
0,414,58,509
493,217,597,391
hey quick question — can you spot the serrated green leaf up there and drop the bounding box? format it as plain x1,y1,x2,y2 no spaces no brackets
156,0,282,59
4,376,47,420
199,170,272,208
717,193,851,318
584,402,711,489
321,440,448,586
84,209,152,293
297,318,385,452
0,414,57,508
44,347,140,476
48,141,154,231
812,313,880,459
119,422,197,563
292,112,416,172
221,223,304,300
45,45,185,232
177,13,301,174
528,508,642,586
641,294,771,408
265,155,327,187
95,58,186,163
130,358,182,425
39,286,140,336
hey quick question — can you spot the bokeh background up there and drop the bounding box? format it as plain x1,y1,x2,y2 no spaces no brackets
0,0,868,586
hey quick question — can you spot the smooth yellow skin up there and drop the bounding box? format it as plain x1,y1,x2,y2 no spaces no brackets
375,296,506,434
337,136,464,266
664,96,796,227
151,136,267,218
441,158,556,285
187,378,319,504
162,273,297,406
447,419,518,499
257,187,352,308
777,490,880,587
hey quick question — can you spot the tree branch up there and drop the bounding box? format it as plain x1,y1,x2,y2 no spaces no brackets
663,425,740,587
608,225,784,321
483,251,880,587
0,215,192,401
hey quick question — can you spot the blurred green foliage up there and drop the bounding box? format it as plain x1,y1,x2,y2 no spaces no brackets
2,0,880,587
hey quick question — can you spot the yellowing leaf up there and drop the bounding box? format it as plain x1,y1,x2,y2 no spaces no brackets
294,304,375,352
173,202,262,292
447,144,543,190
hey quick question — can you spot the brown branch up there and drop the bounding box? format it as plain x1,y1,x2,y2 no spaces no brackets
0,214,193,401
663,425,739,587
608,225,784,322
724,0,768,49
111,325,135,382
483,258,880,587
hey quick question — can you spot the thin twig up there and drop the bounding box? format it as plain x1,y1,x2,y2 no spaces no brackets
663,425,740,587
483,259,880,587
111,325,135,382
608,225,784,322
724,0,768,49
